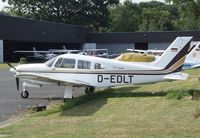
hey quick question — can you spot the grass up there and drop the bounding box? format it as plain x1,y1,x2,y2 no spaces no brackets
0,68,200,137
0,63,11,69
0,63,18,69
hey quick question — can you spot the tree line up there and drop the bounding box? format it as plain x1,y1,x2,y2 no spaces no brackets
1,0,200,32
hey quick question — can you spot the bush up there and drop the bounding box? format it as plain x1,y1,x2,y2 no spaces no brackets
188,89,200,100
166,89,190,100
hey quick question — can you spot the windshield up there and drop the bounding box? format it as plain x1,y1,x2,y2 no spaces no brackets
45,57,57,67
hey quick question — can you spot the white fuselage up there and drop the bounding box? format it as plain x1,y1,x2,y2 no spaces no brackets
15,54,167,88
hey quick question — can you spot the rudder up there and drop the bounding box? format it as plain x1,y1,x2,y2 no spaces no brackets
151,37,193,72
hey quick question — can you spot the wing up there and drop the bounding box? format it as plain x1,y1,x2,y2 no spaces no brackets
14,51,49,53
16,73,91,87
191,64,200,68
148,50,165,53
133,49,146,53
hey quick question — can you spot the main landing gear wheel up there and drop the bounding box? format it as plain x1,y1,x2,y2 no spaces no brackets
85,87,95,95
63,96,74,102
21,90,29,98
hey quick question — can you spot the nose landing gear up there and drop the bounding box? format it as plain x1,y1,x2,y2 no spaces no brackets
21,89,29,98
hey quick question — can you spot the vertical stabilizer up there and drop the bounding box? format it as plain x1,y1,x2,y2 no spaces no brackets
33,47,37,56
151,37,193,72
63,45,67,50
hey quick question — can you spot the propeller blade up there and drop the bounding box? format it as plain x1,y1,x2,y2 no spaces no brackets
6,62,16,70
16,78,19,91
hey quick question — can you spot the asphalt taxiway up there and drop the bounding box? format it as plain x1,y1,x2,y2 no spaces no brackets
0,69,64,123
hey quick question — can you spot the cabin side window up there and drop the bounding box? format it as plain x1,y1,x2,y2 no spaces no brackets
54,58,76,68
94,63,105,69
78,60,91,69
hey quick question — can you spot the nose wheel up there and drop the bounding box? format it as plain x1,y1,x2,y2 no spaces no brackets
21,90,29,98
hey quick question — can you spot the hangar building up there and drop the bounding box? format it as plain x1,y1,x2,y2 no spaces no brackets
0,15,88,62
0,15,200,62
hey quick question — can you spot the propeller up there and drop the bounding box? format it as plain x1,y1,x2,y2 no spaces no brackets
7,62,19,90
16,77,19,91
6,62,16,70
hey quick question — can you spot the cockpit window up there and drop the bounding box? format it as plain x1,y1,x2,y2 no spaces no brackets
54,58,76,68
54,58,63,67
78,60,91,69
60,58,75,68
45,57,57,67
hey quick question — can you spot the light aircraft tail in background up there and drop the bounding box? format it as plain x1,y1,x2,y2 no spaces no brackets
183,42,200,69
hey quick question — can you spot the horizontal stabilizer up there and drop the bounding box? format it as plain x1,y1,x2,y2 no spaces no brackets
191,64,200,69
163,72,188,80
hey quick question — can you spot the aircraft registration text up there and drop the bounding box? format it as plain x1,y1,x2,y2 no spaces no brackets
97,75,134,84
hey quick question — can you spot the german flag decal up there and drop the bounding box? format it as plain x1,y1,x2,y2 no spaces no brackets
171,48,178,52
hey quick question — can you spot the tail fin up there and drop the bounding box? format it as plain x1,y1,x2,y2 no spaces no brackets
63,45,66,50
151,37,193,72
33,47,39,57
185,42,200,63
33,47,37,51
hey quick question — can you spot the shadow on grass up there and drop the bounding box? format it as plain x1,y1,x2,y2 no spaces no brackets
111,86,140,93
28,97,63,101
60,88,166,116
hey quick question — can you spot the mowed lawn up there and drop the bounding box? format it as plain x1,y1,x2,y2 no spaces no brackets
0,69,200,138
0,63,18,69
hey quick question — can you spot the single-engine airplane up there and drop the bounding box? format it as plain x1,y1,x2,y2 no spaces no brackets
8,37,192,100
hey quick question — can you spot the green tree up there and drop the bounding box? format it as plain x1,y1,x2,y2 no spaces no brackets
108,1,177,32
2,0,119,31
139,8,174,31
0,10,10,16
165,0,200,30
139,1,178,31
108,0,142,32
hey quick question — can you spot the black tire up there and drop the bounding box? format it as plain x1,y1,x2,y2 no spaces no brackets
85,87,95,95
63,98,67,102
89,87,95,93
63,96,73,102
21,90,29,98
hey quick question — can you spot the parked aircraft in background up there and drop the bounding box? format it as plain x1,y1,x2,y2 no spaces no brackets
14,46,80,60
127,49,165,56
15,47,109,60
8,37,192,100
183,42,200,69
126,42,200,70
84,49,109,58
